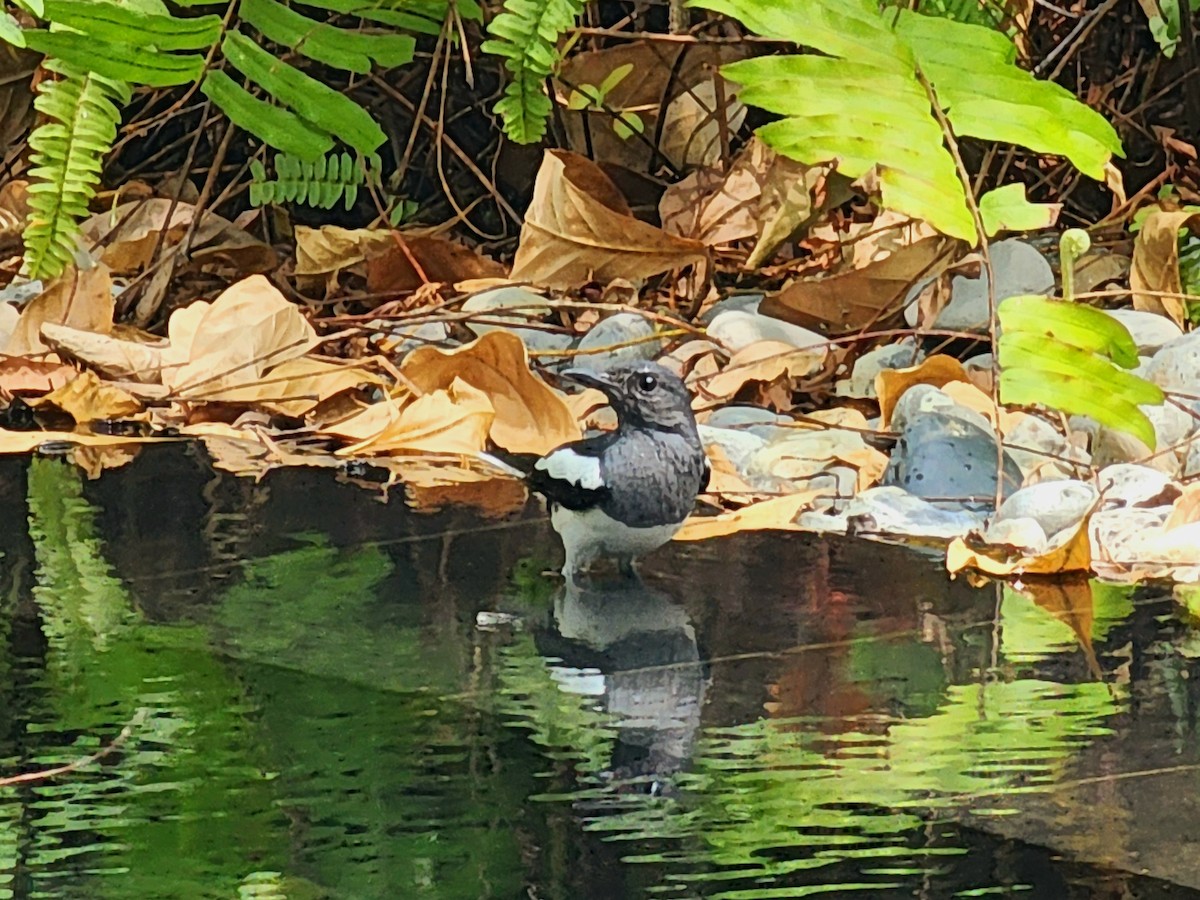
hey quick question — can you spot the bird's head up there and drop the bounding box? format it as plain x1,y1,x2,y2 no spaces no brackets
563,361,698,436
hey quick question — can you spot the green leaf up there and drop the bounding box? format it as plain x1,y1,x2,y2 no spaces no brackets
241,0,415,73
221,30,386,154
998,295,1140,368
689,0,1122,244
22,30,203,87
997,295,1164,448
40,0,222,51
978,183,1059,236
0,12,26,47
201,71,334,161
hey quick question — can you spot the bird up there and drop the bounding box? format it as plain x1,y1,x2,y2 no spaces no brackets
526,360,710,580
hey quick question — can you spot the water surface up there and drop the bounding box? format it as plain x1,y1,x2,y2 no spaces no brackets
0,446,1196,899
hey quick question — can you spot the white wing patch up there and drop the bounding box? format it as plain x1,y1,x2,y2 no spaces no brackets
535,448,604,490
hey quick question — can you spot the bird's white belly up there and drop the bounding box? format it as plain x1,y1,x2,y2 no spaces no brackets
551,505,682,572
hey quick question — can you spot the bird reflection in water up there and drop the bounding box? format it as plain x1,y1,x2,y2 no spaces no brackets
537,574,707,795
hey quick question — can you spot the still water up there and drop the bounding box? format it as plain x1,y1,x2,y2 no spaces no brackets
0,446,1198,899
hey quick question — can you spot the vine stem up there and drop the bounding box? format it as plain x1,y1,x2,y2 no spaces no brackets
915,69,1004,509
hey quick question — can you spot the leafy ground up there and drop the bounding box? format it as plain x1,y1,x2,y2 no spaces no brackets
0,0,1198,582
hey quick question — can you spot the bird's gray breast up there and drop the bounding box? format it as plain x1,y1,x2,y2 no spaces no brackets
600,430,706,527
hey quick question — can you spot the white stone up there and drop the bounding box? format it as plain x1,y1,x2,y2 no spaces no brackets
707,309,826,353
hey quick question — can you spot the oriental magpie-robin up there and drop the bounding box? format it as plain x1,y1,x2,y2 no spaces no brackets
527,361,709,579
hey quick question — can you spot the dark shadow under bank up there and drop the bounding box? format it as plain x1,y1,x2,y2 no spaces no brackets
0,444,1193,898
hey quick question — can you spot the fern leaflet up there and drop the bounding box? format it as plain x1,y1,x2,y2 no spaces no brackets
249,152,379,210
23,60,130,279
482,0,585,144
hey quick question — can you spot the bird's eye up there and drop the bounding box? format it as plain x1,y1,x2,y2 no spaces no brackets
636,373,658,392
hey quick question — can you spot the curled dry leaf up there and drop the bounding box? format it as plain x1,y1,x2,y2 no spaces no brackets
294,225,394,277
41,323,166,383
660,137,833,267
165,275,319,397
876,354,969,429
8,263,114,356
1130,206,1194,327
673,488,824,541
36,369,143,422
80,199,275,275
329,379,495,457
696,340,826,406
946,515,1093,576
401,330,580,455
366,233,508,293
182,356,383,418
761,233,956,335
510,150,709,290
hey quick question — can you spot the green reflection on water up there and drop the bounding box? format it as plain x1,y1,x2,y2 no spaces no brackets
0,458,1148,900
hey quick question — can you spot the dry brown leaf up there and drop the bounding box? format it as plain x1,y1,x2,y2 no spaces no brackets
366,233,508,293
1130,206,1194,326
0,428,154,454
660,137,831,267
330,379,495,456
554,42,750,171
658,79,746,170
165,275,318,396
402,330,580,454
704,443,757,496
1166,484,1200,531
37,369,143,422
0,355,76,397
294,225,394,276
673,489,824,541
510,150,709,289
761,234,955,335
9,263,114,356
697,340,826,405
41,323,167,383
80,198,274,275
191,356,383,417
946,515,1093,576
876,355,969,429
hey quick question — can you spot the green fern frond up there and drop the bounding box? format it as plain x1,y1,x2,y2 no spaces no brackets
481,0,585,144
691,0,1122,243
22,60,130,279
249,151,379,210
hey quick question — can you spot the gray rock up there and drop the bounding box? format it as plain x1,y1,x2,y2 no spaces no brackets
885,411,1023,505
697,424,767,474
988,480,1098,542
797,485,986,539
573,312,662,372
1147,331,1200,395
707,309,825,353
385,320,451,356
461,286,573,352
891,384,994,436
904,239,1055,331
706,405,783,429
1005,413,1089,479
1097,463,1180,508
0,279,43,305
836,339,924,399
1104,308,1183,354
699,293,763,324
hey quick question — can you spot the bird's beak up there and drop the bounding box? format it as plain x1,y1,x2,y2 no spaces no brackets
559,367,618,397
